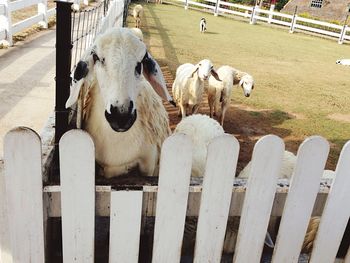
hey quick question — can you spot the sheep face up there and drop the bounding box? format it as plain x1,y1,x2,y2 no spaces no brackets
192,59,220,81
66,28,174,132
239,75,254,97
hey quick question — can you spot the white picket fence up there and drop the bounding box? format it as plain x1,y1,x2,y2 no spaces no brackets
175,0,350,44
1,127,350,262
0,0,58,46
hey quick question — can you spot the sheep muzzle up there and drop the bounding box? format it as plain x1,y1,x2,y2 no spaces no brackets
104,102,137,132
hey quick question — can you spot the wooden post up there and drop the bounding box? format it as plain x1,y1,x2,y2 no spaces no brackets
38,0,48,28
338,14,349,44
0,0,12,46
250,5,256,24
268,4,275,24
289,5,298,33
185,0,188,10
214,0,220,16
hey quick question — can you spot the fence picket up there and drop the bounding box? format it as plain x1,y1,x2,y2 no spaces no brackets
152,134,193,263
60,130,95,262
310,141,350,263
3,127,44,263
233,135,284,263
272,136,329,263
109,191,143,263
194,135,239,262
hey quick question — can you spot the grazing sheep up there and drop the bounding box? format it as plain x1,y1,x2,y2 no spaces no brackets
199,18,207,33
336,59,350,66
238,150,335,253
208,66,255,126
66,27,176,178
172,59,221,119
174,114,224,177
133,5,143,29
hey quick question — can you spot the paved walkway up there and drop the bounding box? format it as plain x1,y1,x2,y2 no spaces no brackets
0,28,56,159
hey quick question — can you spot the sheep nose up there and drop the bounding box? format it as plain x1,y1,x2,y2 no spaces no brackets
245,93,250,97
105,101,137,132
203,75,208,80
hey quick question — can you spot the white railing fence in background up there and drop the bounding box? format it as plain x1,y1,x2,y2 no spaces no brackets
1,127,349,261
0,0,56,46
173,0,350,44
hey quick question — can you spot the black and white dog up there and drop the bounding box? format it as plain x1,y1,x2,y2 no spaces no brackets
200,17,207,33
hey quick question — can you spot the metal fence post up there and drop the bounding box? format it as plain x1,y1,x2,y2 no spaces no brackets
0,0,12,46
38,0,48,28
55,1,72,146
214,0,220,16
289,6,298,33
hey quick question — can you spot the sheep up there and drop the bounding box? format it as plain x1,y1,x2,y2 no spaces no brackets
208,66,254,126
199,18,207,33
172,59,221,119
238,150,335,253
129,27,143,41
65,27,176,178
336,59,350,66
174,114,225,177
133,5,143,29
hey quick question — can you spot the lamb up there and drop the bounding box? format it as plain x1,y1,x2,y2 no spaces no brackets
199,18,207,33
336,59,350,66
174,114,225,177
172,59,221,119
65,27,175,178
208,66,254,126
133,5,143,29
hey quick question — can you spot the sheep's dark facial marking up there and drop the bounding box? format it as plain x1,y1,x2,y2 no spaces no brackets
135,62,142,76
142,52,157,75
74,61,89,82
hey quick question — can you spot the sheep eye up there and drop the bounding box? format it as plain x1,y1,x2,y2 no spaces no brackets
135,62,142,75
92,53,100,63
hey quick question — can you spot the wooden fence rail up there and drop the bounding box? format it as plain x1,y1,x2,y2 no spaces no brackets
1,127,349,262
171,0,349,44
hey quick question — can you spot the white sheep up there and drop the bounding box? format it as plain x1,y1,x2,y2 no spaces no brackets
66,27,175,178
129,27,143,41
172,59,221,119
336,59,350,66
208,66,254,126
133,5,143,29
174,114,225,177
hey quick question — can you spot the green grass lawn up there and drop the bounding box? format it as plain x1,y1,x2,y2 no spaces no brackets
128,2,350,169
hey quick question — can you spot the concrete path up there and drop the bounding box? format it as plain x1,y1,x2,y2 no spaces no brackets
0,28,56,159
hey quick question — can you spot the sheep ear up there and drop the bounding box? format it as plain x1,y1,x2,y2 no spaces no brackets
190,65,199,78
66,61,89,108
142,52,176,107
239,79,244,88
211,68,221,81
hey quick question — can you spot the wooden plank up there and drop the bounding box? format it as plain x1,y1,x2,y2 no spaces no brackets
310,141,350,263
272,136,329,263
233,135,284,263
4,127,45,263
9,0,40,11
294,24,340,38
0,160,13,263
194,135,239,263
12,13,43,35
43,179,333,217
47,7,55,17
60,130,95,263
109,191,143,263
152,134,193,263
